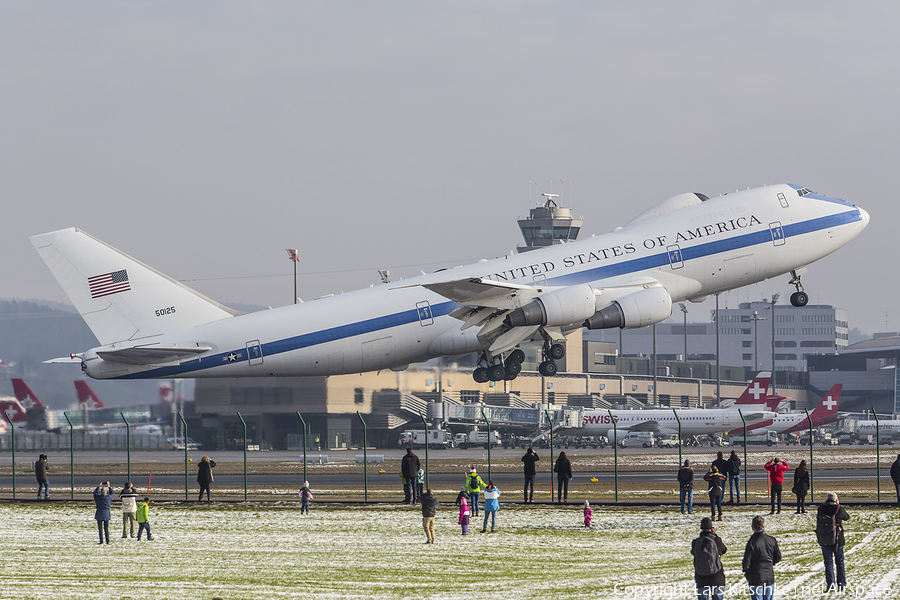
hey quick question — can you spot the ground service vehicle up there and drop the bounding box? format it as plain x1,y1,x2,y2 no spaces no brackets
454,430,501,449
398,429,452,449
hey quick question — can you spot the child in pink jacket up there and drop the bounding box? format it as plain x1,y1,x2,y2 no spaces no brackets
459,496,471,535
583,500,592,527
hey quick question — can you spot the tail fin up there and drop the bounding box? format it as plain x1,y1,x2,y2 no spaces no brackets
74,380,107,409
0,399,28,423
11,379,46,409
810,384,842,422
30,228,238,345
734,372,772,405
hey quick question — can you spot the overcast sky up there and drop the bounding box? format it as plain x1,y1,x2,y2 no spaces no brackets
2,3,896,336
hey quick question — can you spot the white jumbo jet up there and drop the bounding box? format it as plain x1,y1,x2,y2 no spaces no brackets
30,183,868,383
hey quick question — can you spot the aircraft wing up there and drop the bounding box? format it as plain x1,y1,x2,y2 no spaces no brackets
96,346,212,366
420,278,539,309
620,420,661,433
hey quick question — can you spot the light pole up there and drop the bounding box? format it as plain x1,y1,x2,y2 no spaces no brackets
679,303,688,363
770,293,780,394
750,310,767,372
286,249,300,304
715,293,720,406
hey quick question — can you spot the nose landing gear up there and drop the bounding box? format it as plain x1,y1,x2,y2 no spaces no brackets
788,270,809,307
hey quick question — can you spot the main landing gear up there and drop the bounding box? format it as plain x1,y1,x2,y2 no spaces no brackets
788,269,809,307
471,342,565,383
473,348,527,383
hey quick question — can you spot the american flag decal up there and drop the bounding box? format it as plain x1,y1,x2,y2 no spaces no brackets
89,270,131,299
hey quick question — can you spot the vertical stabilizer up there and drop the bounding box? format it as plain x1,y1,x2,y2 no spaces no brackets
74,380,107,409
11,379,46,409
30,228,238,345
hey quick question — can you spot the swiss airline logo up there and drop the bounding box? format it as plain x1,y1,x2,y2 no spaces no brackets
11,379,44,409
0,400,26,423
583,414,619,426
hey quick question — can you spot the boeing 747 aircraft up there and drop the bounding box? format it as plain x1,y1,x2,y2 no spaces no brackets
30,184,868,382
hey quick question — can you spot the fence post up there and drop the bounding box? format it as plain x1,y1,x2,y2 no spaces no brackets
237,412,247,502
481,407,492,483
544,409,554,502
178,411,188,501
607,409,618,503
673,409,682,468
4,412,14,499
121,412,131,482
873,409,881,502
418,410,429,492
739,409,748,499
804,408,814,502
357,411,368,501
297,412,308,484
64,412,74,499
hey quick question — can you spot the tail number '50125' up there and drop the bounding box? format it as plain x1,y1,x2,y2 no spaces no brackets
155,306,176,317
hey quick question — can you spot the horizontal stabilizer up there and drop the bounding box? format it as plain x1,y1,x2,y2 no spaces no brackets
96,346,212,366
43,356,83,364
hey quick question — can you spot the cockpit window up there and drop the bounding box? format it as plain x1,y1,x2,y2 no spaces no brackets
796,188,814,196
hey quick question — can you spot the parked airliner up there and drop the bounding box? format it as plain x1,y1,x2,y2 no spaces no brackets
11,378,46,409
728,384,845,435
580,372,778,437
30,184,868,383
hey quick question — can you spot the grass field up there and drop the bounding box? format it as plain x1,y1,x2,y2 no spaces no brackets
3,499,900,600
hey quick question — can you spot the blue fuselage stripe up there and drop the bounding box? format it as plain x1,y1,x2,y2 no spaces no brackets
116,208,861,379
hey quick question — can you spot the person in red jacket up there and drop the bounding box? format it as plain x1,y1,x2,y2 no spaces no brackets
765,457,790,515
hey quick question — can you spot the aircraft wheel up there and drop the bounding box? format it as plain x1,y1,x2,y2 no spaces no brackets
488,365,506,381
504,359,522,377
473,367,490,383
549,343,566,360
790,291,809,307
538,361,558,377
509,349,526,364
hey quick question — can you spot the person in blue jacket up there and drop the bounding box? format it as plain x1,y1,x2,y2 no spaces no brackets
480,481,502,533
93,481,113,544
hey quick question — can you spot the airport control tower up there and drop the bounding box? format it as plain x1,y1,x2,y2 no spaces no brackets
516,193,583,253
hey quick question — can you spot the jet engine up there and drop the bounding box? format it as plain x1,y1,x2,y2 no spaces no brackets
505,284,597,328
584,286,672,330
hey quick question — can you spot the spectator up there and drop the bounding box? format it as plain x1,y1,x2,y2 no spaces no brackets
136,497,153,541
742,515,781,600
197,456,216,502
792,460,810,514
522,447,539,503
401,448,420,505
481,481,501,533
465,468,486,517
421,488,438,544
816,492,850,592
727,450,742,504
298,480,314,515
119,482,138,538
553,452,572,503
34,454,50,500
764,458,789,515
890,453,900,504
455,485,470,507
678,460,694,515
458,495,470,535
583,500,592,527
691,516,727,600
93,481,113,544
416,467,425,502
703,465,727,521
712,451,729,480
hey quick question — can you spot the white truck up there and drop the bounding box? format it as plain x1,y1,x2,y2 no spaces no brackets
454,429,502,449
618,431,656,448
398,429,452,449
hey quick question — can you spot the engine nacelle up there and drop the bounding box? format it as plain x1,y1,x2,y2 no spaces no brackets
505,284,597,328
583,286,672,330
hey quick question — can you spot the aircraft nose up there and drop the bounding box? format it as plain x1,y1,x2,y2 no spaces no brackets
857,205,870,229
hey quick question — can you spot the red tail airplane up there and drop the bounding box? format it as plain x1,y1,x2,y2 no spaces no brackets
11,379,46,409
74,380,107,409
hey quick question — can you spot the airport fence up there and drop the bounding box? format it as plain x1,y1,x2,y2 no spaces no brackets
1,414,898,504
